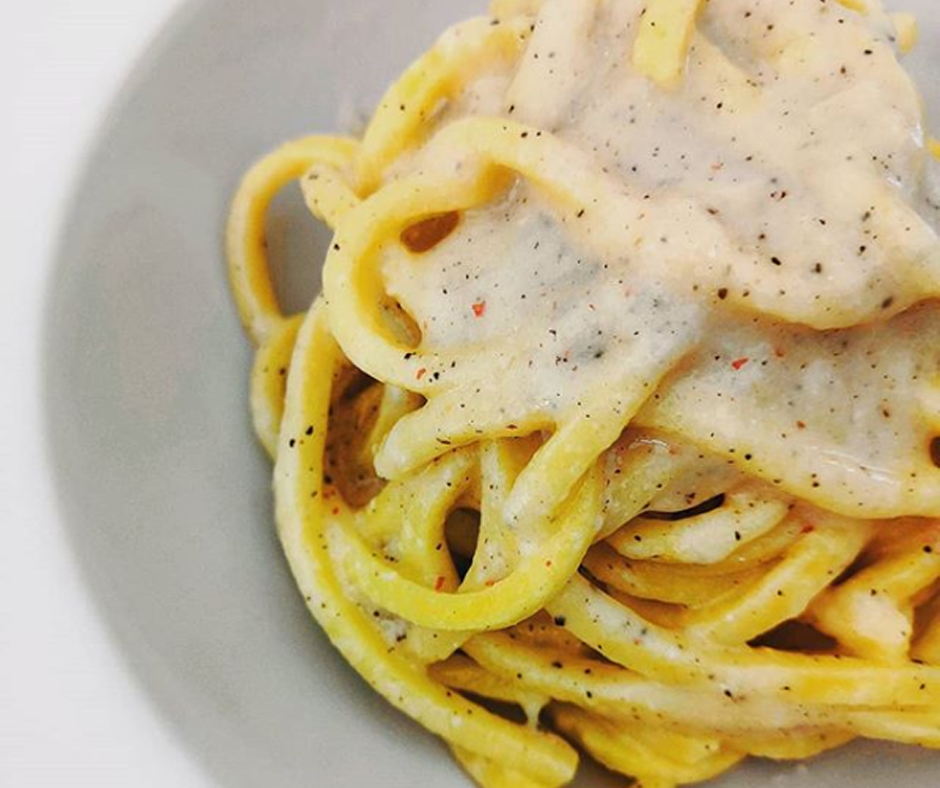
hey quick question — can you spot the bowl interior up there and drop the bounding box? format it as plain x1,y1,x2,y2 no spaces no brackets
45,0,940,785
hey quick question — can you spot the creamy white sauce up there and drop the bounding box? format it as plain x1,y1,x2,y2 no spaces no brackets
382,0,940,518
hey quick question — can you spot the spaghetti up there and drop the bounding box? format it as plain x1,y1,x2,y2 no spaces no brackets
227,1,940,786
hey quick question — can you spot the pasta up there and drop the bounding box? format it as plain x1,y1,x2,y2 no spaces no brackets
226,0,940,785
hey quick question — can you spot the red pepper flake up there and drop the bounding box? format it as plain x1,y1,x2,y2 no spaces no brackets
774,347,786,358
484,579,496,587
801,523,815,534
471,301,487,318
796,420,807,429
416,367,427,380
731,357,750,370
434,576,446,592
331,506,340,516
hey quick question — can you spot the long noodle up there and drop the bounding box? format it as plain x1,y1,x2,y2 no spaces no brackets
227,1,940,786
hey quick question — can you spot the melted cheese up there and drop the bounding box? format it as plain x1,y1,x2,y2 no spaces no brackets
382,0,940,518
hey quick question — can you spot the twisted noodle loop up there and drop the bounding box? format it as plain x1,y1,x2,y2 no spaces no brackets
227,136,359,454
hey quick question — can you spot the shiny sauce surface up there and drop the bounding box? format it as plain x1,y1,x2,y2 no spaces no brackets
381,0,940,517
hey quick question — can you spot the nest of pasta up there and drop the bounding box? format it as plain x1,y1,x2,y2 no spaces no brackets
227,0,940,785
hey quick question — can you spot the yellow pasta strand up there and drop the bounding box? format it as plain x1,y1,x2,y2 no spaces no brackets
548,573,940,706
606,488,790,564
583,543,763,606
431,653,549,722
227,136,357,345
249,314,304,457
337,466,602,631
355,17,531,194
892,13,918,54
836,0,868,13
680,517,873,644
632,0,704,89
810,528,940,662
550,705,743,786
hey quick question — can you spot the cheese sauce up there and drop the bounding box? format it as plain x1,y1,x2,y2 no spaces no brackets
382,0,940,517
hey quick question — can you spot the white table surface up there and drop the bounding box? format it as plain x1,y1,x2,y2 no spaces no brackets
2,1,207,784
